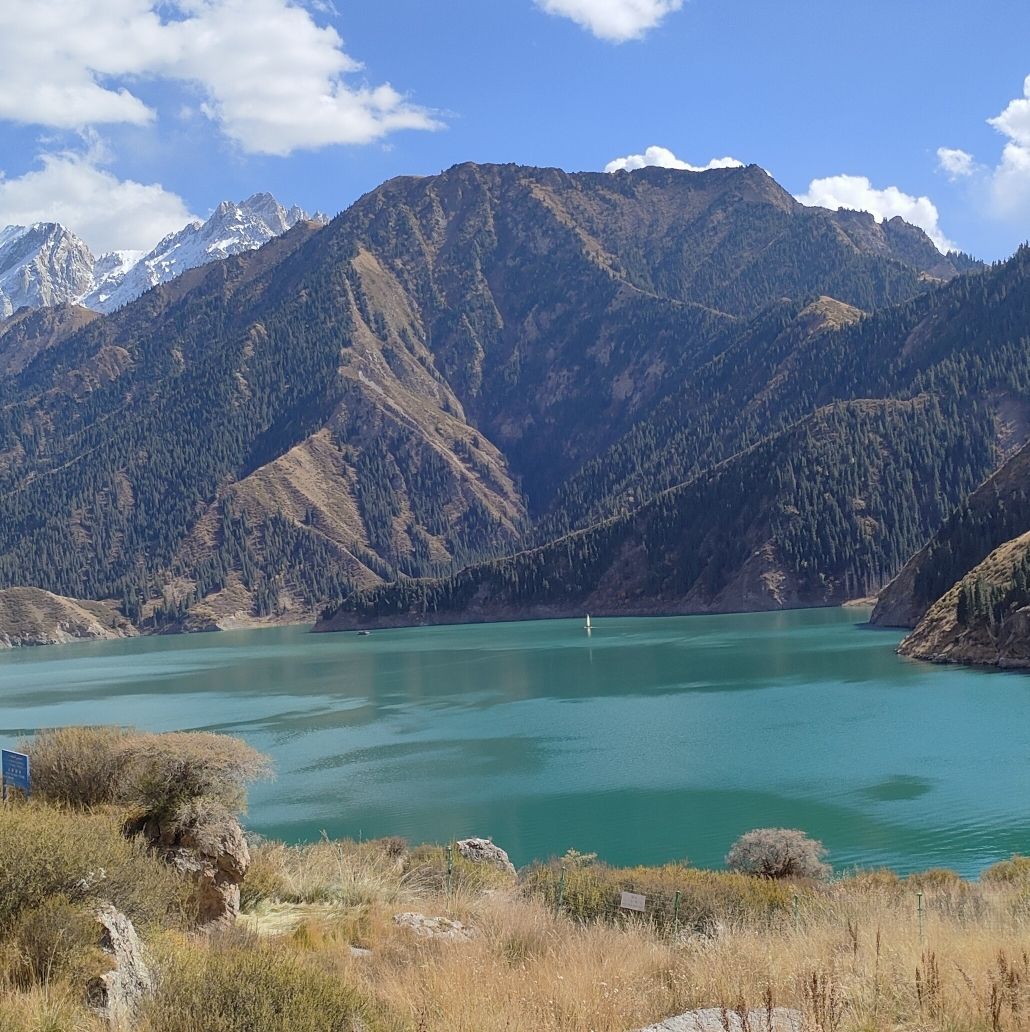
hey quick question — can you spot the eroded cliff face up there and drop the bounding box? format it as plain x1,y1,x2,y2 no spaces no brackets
0,588,136,648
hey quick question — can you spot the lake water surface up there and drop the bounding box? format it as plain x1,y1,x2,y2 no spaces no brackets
1,608,1028,875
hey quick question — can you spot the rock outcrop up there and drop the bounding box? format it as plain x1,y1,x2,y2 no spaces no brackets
456,837,517,876
636,1007,803,1032
393,912,475,941
129,812,251,928
86,904,153,1028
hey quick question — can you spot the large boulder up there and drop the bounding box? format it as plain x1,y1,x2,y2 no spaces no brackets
86,904,153,1028
455,837,516,876
636,1008,804,1032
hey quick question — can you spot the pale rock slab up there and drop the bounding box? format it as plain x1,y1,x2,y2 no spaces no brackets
456,836,517,876
86,904,153,1029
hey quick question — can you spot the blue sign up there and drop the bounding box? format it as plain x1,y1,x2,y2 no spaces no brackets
2,749,30,794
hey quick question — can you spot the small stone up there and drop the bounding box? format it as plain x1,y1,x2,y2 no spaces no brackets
455,837,517,876
349,945,373,958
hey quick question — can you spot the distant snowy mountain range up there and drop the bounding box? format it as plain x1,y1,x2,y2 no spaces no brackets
0,193,328,318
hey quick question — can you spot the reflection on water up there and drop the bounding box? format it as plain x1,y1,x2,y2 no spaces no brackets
1,608,1029,875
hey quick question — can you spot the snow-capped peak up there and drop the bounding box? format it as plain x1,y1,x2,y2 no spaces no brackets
0,222,95,318
0,194,327,320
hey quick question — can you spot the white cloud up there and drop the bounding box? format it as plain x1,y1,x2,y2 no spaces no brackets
605,146,744,173
796,174,955,253
937,147,976,180
0,0,441,156
987,74,1030,217
536,0,683,42
0,147,195,253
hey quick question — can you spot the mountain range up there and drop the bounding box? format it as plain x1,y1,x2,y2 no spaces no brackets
1,159,1027,661
0,193,327,318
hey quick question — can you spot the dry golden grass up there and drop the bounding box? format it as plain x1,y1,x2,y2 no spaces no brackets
9,829,1030,1031
235,840,1030,1032
9,771,1030,1032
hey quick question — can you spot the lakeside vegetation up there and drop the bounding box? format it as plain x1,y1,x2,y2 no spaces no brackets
4,727,1030,1031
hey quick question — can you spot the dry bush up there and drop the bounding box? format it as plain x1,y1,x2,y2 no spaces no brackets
22,727,135,808
120,731,272,821
139,932,390,1032
0,983,103,1032
725,828,831,880
22,726,272,831
244,837,421,908
0,801,191,933
983,854,1030,885
6,895,109,989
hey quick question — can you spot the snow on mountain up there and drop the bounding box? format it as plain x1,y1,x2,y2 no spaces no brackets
0,223,95,318
82,193,326,313
0,194,327,320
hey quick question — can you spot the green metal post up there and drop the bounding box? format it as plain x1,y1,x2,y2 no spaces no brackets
556,866,567,914
672,890,681,931
445,845,453,895
792,893,800,931
917,891,924,943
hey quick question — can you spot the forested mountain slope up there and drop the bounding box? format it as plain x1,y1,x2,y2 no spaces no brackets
0,162,996,630
322,244,1030,630
897,531,1030,668
872,438,1030,628
318,398,992,629
543,245,1030,539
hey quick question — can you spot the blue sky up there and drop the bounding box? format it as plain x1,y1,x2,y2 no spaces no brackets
1,0,1028,260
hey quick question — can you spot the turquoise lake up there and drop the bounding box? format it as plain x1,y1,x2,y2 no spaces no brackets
1,607,1028,876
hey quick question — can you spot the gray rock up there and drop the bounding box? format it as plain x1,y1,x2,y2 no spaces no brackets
637,1008,804,1032
86,904,153,1028
455,837,517,876
129,810,250,929
393,912,475,941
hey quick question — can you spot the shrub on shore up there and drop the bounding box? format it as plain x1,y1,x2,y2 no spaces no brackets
12,727,1030,1031
24,726,272,829
725,828,831,880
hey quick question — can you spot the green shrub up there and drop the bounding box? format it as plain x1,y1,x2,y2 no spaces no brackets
141,935,386,1032
0,802,191,934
